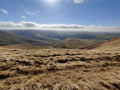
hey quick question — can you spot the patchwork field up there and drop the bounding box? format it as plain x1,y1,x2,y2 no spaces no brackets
0,46,120,90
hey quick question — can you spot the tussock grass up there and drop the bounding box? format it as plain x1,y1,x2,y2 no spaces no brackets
0,47,120,90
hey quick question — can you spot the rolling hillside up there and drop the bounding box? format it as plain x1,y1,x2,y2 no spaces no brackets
0,30,57,47
53,38,102,49
84,37,120,50
3,30,120,49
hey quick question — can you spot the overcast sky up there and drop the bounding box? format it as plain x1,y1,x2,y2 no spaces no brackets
0,0,120,32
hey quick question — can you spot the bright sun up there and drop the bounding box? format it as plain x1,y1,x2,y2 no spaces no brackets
43,0,59,5
47,0,56,3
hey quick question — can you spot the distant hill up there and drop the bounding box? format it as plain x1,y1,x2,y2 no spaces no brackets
8,30,60,41
2,30,120,49
53,38,102,49
8,30,120,41
84,37,120,50
0,30,57,47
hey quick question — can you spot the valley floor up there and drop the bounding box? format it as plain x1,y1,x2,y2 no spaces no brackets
0,47,120,90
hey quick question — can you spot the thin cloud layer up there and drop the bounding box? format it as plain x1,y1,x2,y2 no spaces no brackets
0,21,119,32
0,9,8,14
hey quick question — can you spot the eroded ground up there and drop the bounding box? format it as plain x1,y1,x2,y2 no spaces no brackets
0,47,120,90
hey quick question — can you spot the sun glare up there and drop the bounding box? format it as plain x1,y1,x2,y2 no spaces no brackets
47,0,56,3
42,0,59,5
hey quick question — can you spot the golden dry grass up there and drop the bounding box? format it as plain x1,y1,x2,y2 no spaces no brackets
0,46,120,90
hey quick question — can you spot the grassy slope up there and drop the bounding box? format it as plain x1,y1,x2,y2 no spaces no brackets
53,38,102,49
84,37,120,49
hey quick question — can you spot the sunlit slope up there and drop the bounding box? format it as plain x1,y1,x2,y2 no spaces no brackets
54,38,101,49
85,37,120,50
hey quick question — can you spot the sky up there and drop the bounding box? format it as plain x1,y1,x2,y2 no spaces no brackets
0,0,120,32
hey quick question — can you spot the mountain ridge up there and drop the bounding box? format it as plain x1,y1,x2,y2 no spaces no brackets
83,37,120,50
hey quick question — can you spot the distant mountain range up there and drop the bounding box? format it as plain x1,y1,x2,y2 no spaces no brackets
0,30,120,49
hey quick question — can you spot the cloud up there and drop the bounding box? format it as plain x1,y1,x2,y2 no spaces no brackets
0,22,16,27
0,21,120,32
24,10,39,15
20,21,39,27
74,0,85,3
0,9,8,14
25,10,35,15
21,15,26,19
40,24,84,29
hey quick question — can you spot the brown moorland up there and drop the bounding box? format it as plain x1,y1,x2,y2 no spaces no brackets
0,38,120,90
